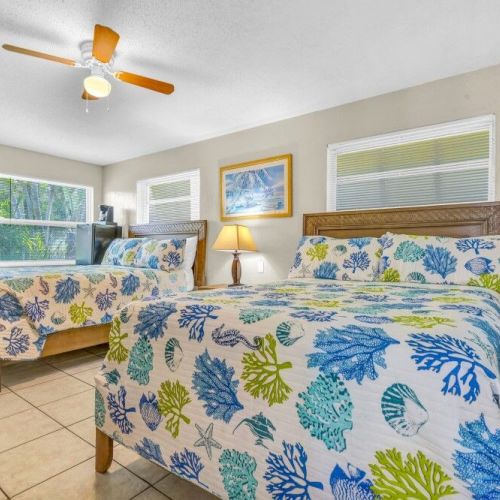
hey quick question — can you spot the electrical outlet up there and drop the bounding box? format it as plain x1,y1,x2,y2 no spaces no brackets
257,259,264,273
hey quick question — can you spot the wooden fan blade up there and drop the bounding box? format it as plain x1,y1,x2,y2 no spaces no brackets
82,90,99,100
113,71,174,94
2,44,76,66
92,24,119,63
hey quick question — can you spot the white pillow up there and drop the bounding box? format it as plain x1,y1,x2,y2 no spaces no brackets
183,236,198,270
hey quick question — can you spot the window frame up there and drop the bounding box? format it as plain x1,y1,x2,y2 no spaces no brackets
326,114,496,211
0,173,93,266
137,169,201,224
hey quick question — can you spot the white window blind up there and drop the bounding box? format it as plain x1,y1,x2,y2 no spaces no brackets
137,169,200,224
0,174,93,265
327,115,495,211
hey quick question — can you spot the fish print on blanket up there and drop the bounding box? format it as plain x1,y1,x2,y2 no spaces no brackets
0,265,187,360
95,278,500,499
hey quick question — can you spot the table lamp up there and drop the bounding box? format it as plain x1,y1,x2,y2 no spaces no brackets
212,224,257,286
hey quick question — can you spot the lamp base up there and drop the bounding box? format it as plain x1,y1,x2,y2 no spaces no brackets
230,251,242,286
228,282,244,287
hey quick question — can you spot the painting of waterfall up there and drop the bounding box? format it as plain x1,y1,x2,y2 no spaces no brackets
220,154,292,221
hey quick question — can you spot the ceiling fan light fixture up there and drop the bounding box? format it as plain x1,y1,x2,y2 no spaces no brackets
3,23,175,102
83,74,111,98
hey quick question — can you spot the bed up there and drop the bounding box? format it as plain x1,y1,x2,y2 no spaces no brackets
94,203,499,499
0,220,207,367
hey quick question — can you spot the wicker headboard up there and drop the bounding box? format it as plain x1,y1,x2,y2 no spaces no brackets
128,220,207,287
303,202,500,238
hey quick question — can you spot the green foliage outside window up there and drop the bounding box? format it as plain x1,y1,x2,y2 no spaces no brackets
0,177,89,261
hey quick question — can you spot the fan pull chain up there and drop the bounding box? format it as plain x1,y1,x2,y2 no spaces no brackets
106,94,110,112
85,97,89,114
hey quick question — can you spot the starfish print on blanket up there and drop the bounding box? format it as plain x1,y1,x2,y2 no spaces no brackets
193,423,222,460
297,263,312,278
82,283,97,299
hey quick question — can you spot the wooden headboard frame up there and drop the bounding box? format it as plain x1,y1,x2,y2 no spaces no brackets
128,220,207,287
304,202,500,238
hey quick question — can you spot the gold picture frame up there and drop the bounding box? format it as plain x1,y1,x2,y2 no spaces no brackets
220,154,292,221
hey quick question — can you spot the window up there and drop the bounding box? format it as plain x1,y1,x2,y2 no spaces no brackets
327,115,495,211
137,169,200,224
0,175,92,265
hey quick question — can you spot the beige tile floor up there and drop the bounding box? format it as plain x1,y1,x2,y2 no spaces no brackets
0,346,217,500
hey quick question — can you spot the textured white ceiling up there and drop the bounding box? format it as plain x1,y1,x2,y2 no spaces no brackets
1,1,500,165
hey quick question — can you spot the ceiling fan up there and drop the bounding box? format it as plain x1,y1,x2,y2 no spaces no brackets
2,24,174,100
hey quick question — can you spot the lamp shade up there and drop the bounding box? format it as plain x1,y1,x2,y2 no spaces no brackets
212,225,257,252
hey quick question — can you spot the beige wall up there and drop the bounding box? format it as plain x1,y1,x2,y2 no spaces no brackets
0,144,103,216
104,64,500,285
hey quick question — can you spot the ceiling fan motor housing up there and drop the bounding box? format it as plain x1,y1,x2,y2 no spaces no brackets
79,40,114,71
80,41,114,98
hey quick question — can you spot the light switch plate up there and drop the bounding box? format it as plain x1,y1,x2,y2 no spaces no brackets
257,259,264,273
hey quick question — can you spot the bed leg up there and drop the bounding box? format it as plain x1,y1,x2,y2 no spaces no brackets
95,428,113,473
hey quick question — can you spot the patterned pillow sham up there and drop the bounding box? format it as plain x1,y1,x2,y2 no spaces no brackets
378,232,500,292
101,238,145,266
288,235,382,281
134,238,186,271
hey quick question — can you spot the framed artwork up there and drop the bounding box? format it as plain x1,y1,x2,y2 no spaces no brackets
220,154,292,221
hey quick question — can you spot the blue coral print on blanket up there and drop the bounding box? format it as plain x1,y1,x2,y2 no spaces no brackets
101,237,186,272
95,278,499,499
101,238,145,266
0,265,188,360
288,235,383,282
380,232,500,292
134,238,186,272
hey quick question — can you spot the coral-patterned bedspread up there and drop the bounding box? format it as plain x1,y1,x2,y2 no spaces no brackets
0,265,187,360
95,279,499,499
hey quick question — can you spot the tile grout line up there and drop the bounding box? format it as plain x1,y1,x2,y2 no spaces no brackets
5,351,104,425
62,420,99,448
43,417,160,494
0,368,68,457
13,460,161,500
119,467,172,491
6,357,98,406
121,484,151,500
10,456,94,498
2,391,93,437
46,360,105,375
1,372,68,392
8,384,94,415
0,386,93,424
45,353,102,365
0,349,108,498
2,348,179,499
10,432,168,500
42,354,104,385
0,485,10,500
2,351,99,429
129,484,174,500
3,347,104,393
2,417,173,498
64,412,98,429
0,405,31,423
150,483,175,500
0,427,62,455
108,444,173,489
0,358,98,451
3,366,85,393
